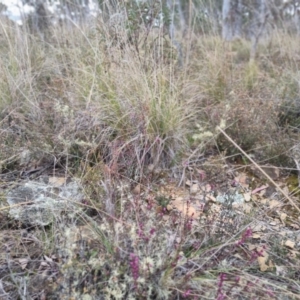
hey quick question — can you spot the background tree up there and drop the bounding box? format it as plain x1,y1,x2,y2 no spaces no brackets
222,0,242,40
2,0,300,60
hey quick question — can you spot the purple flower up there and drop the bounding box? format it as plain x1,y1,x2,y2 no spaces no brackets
130,253,139,285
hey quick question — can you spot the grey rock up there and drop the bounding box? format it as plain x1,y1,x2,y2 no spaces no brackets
6,177,83,226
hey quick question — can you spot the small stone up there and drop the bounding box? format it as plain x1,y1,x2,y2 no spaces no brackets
285,240,295,249
133,184,141,195
252,233,261,239
166,204,173,211
147,164,155,172
243,192,251,202
185,180,191,187
190,183,199,195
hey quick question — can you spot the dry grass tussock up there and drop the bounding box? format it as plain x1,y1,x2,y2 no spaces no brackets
0,16,300,299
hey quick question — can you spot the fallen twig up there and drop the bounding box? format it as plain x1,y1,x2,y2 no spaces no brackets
217,127,300,213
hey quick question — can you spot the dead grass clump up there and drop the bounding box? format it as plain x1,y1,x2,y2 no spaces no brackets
213,97,295,164
0,16,192,180
186,37,298,164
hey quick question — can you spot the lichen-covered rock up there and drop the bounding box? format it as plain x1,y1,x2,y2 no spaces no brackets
6,177,83,226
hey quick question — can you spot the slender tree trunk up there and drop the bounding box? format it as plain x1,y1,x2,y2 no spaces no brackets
176,0,186,32
98,0,118,22
166,0,183,66
222,0,242,41
250,0,268,59
293,4,300,35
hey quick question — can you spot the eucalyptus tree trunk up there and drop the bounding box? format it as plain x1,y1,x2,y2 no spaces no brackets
292,2,300,34
166,0,183,66
222,0,242,41
98,0,119,22
177,0,186,32
250,0,268,59
27,0,50,41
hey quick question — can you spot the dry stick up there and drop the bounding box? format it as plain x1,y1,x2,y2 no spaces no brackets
217,127,300,213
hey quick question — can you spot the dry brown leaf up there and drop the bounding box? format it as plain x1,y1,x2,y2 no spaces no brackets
190,183,199,195
243,203,252,214
269,200,281,209
257,256,268,272
243,192,251,202
204,184,212,192
185,180,192,187
252,233,261,239
233,253,244,260
252,224,265,232
147,164,155,172
289,250,300,258
18,258,29,270
48,176,68,187
51,255,58,261
290,223,300,229
44,255,53,263
279,231,287,237
279,213,287,224
281,186,289,194
257,247,273,272
269,260,274,269
248,244,256,251
166,204,173,211
251,194,258,202
234,172,249,188
40,261,49,267
206,194,216,202
132,184,141,195
260,198,268,205
285,240,295,249
171,197,201,218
